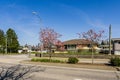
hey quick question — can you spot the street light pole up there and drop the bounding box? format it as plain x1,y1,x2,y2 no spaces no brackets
32,11,43,57
32,12,42,22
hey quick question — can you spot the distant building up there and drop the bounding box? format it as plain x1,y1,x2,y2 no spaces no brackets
63,39,99,51
112,38,120,55
99,45,113,54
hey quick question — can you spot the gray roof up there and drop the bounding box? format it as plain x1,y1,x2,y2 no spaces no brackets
112,38,120,41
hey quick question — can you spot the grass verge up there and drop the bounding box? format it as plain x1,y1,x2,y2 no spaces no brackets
21,60,117,71
31,58,65,63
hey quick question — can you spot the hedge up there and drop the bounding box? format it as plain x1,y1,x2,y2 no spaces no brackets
31,58,64,63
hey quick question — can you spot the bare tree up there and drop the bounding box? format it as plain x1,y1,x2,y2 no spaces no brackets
0,64,45,80
78,29,104,64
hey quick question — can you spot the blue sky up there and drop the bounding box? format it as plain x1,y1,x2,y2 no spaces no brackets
0,0,120,46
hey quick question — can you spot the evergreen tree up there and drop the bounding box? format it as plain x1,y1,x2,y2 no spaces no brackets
6,28,19,53
0,29,5,53
101,40,107,45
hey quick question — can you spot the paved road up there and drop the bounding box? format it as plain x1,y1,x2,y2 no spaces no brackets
0,54,120,80
31,64,120,80
0,62,120,80
0,54,31,64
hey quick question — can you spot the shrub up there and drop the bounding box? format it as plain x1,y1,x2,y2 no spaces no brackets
38,59,50,62
68,57,79,64
51,59,62,63
110,57,120,66
31,58,64,63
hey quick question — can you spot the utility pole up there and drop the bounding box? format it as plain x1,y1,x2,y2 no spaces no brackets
109,24,112,55
5,34,7,54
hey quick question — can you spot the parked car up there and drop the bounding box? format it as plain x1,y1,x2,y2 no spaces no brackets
99,50,114,54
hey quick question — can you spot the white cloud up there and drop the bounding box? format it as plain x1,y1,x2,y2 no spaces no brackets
76,9,108,30
60,4,108,30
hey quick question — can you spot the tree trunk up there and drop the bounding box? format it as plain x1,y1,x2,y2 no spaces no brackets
91,43,94,64
91,47,94,64
49,47,52,61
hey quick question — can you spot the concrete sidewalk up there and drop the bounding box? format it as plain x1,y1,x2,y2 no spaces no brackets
79,58,109,64
0,54,109,64
36,57,109,64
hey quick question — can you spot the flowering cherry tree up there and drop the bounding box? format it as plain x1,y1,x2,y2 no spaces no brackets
39,27,62,59
82,29,104,43
78,29,104,64
55,40,65,51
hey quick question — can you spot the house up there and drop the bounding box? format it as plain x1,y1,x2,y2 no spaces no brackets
99,45,113,54
63,39,99,51
112,38,120,55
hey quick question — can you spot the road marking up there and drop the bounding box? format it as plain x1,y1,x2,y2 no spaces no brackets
74,79,82,80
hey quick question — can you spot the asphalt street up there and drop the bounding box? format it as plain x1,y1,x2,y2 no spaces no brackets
32,65,120,80
0,54,120,80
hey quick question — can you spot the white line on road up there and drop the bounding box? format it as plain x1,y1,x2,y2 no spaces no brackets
74,79,82,80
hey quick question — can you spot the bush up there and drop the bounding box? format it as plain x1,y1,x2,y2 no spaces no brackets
31,58,64,63
110,57,120,66
68,57,79,64
51,59,62,63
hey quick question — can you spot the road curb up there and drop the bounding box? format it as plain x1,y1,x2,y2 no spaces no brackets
20,61,120,73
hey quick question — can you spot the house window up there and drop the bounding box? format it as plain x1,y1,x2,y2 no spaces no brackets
87,44,91,47
65,45,76,50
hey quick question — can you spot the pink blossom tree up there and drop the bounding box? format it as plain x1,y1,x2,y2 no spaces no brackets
55,40,65,51
39,27,62,59
78,29,104,64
